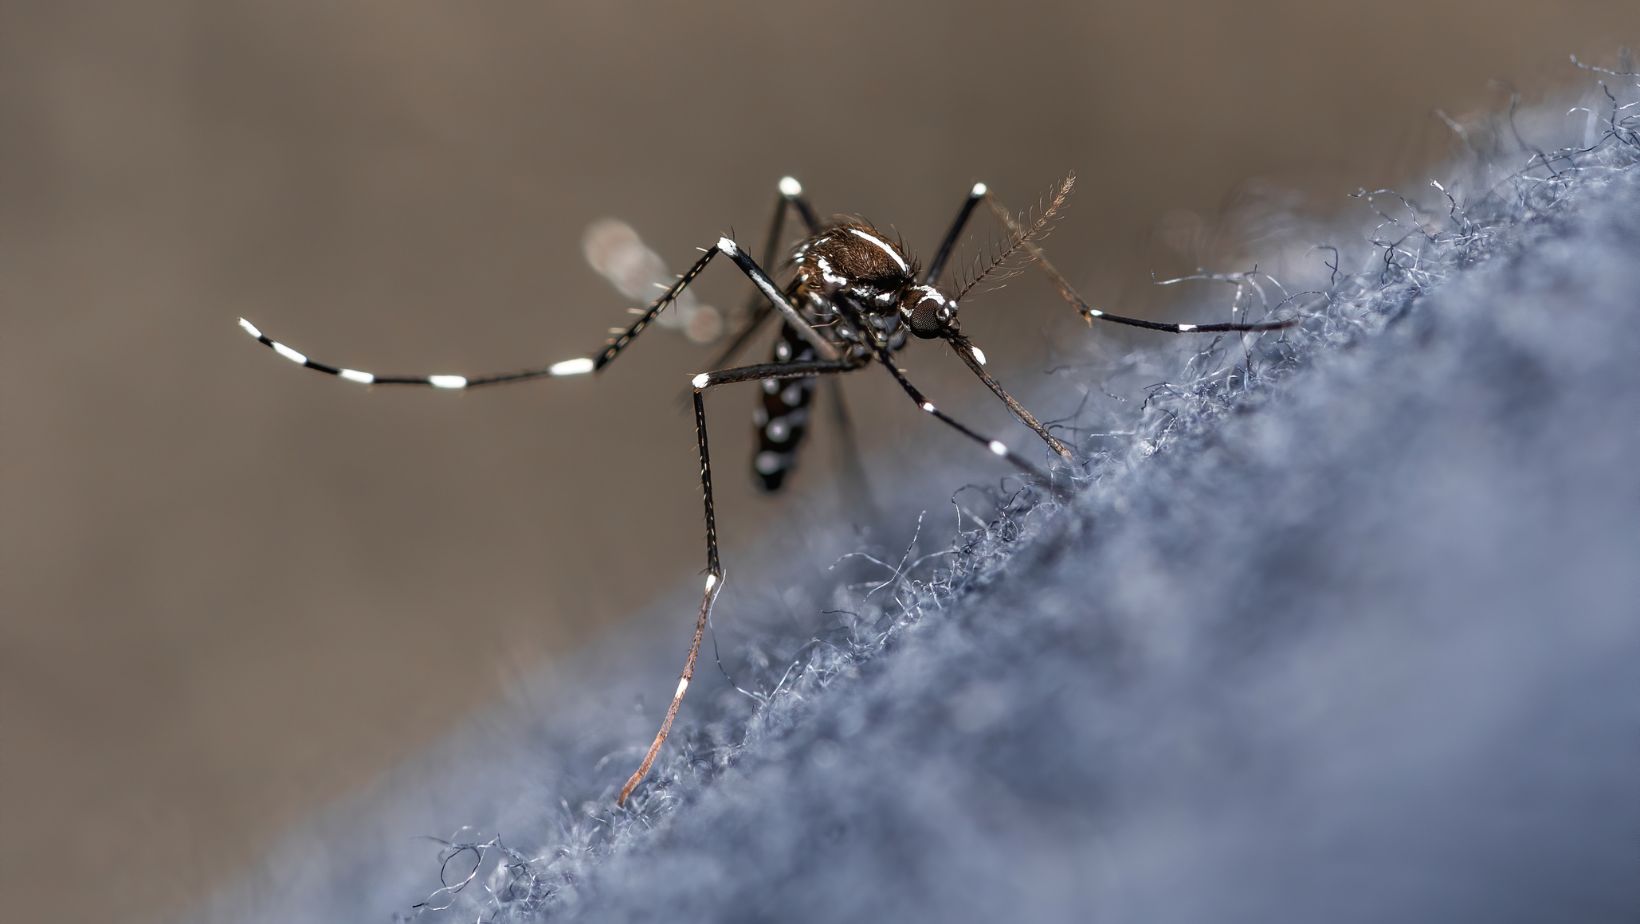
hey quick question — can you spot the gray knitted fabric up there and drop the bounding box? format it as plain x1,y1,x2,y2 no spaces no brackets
198,76,1640,923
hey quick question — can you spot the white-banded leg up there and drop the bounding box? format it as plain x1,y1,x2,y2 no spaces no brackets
918,181,1072,459
619,353,866,806
703,176,824,372
922,181,990,287
922,179,1297,333
821,294,1063,483
878,357,1054,484
943,332,1071,460
820,179,1070,463
977,189,1298,334
239,233,836,388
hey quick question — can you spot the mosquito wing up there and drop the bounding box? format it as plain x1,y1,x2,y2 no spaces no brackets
583,218,724,344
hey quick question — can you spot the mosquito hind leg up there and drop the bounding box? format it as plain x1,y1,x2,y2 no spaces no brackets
618,354,865,806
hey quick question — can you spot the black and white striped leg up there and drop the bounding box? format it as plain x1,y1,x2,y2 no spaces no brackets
618,388,724,806
239,233,838,388
704,177,824,370
945,332,1072,459
778,175,822,236
235,246,718,389
978,192,1297,334
618,354,865,806
713,237,839,361
923,181,989,287
869,344,1056,486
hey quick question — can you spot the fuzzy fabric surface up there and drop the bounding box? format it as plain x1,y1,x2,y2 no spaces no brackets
197,72,1640,923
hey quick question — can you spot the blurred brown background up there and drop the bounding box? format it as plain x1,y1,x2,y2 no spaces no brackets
2,2,1633,920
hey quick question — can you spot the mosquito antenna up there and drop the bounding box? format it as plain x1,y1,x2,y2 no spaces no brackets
956,172,1076,302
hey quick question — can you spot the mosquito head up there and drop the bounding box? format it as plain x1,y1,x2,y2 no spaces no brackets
902,285,957,339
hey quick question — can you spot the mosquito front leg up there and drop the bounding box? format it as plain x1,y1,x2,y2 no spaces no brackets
922,181,989,287
864,341,1058,488
979,189,1297,334
945,333,1072,459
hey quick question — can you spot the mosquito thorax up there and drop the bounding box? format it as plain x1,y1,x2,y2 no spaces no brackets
793,221,917,304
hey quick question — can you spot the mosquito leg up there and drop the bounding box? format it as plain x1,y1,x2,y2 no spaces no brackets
922,182,989,287
917,180,1072,459
618,388,725,806
978,191,1297,333
236,243,720,388
816,293,1060,485
618,354,864,806
945,332,1072,459
240,233,837,388
714,237,839,360
778,175,822,235
867,343,1058,487
690,356,865,390
705,176,823,371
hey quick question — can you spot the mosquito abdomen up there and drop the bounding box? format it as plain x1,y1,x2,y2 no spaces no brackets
753,323,818,491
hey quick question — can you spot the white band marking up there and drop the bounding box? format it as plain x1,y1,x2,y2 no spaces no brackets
237,318,262,339
971,182,988,197
751,265,788,305
988,440,1009,456
969,345,987,366
1177,323,1198,332
691,372,711,389
429,375,467,389
716,237,738,256
1085,308,1105,318
779,176,803,197
705,573,718,592
921,401,936,413
674,676,690,698
549,357,595,376
339,368,375,384
271,342,307,365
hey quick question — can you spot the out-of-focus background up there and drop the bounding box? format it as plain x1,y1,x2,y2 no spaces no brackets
1,3,1633,921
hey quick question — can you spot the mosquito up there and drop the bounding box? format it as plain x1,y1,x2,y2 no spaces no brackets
237,174,1295,805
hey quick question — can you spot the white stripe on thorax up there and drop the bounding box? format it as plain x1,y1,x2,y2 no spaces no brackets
846,228,910,274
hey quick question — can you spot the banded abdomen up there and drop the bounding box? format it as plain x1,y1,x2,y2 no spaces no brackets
752,321,818,491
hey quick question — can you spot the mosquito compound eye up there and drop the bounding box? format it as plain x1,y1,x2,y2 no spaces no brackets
907,290,952,339
909,301,942,338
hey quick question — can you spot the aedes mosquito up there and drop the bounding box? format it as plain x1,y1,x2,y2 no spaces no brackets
238,174,1294,804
